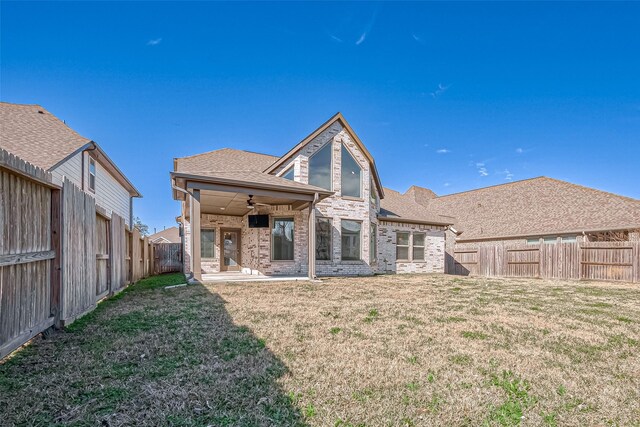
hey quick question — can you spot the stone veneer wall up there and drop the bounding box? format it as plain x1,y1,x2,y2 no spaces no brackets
378,220,446,274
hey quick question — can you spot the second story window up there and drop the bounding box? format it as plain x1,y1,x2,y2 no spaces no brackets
341,145,361,198
282,166,295,181
88,158,96,193
308,143,332,190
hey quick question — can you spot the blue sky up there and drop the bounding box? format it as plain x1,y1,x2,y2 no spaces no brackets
2,1,639,233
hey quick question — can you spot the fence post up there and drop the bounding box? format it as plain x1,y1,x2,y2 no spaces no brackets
50,188,63,327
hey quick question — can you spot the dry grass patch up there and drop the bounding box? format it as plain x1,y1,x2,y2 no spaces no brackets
1,273,639,426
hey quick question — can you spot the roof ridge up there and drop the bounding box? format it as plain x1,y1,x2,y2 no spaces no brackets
175,147,279,161
435,176,548,199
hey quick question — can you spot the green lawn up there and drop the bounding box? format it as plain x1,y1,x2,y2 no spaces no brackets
1,273,639,426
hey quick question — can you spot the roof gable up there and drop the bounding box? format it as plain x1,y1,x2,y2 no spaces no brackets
263,113,385,198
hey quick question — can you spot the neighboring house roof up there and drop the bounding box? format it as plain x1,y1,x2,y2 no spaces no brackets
414,177,640,241
0,102,89,170
148,226,181,244
0,102,141,197
379,187,455,226
263,112,385,198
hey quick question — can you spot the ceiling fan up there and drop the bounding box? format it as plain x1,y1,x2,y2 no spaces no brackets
246,194,269,209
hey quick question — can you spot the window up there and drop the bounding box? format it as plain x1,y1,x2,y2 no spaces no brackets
282,166,295,181
308,143,332,190
396,232,410,260
526,238,540,245
370,223,377,263
370,177,377,205
561,236,577,243
201,229,215,258
316,217,332,261
88,158,96,192
543,237,558,244
272,218,294,260
413,233,425,261
341,145,362,198
341,220,361,260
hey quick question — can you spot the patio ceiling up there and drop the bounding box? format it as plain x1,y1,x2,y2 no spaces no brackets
172,171,333,218
197,189,310,216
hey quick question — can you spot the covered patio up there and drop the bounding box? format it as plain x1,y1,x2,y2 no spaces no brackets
171,171,333,282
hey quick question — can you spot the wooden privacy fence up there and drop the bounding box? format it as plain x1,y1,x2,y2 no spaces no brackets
1,148,178,358
0,150,59,360
448,241,640,283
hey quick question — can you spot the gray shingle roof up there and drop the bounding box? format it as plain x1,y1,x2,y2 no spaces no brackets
414,177,640,241
379,187,455,225
148,226,181,243
175,148,278,174
0,102,90,170
174,148,333,194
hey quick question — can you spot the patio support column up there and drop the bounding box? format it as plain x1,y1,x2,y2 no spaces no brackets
308,193,319,280
191,189,202,282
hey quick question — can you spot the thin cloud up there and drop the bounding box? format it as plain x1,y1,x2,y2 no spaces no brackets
412,33,426,45
355,5,379,45
328,33,343,43
147,38,162,46
503,169,514,181
443,182,451,187
436,149,450,154
516,147,533,154
430,83,451,98
516,148,524,154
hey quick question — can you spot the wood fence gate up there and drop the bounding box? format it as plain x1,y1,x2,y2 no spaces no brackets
153,243,183,274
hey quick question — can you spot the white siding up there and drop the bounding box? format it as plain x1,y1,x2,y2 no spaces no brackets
86,154,132,226
50,151,132,226
50,151,83,187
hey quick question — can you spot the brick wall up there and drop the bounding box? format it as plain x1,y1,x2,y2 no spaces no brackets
378,220,446,274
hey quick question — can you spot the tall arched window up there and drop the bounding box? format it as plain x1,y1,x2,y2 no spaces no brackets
308,143,332,190
341,145,362,198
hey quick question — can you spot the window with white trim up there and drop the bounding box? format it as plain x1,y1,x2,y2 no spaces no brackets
88,158,96,193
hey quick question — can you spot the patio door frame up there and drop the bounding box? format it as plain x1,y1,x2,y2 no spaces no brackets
220,228,242,272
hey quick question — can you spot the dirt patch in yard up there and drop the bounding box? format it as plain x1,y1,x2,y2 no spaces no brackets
1,273,639,426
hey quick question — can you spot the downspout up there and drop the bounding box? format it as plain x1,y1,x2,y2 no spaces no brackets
129,197,134,230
